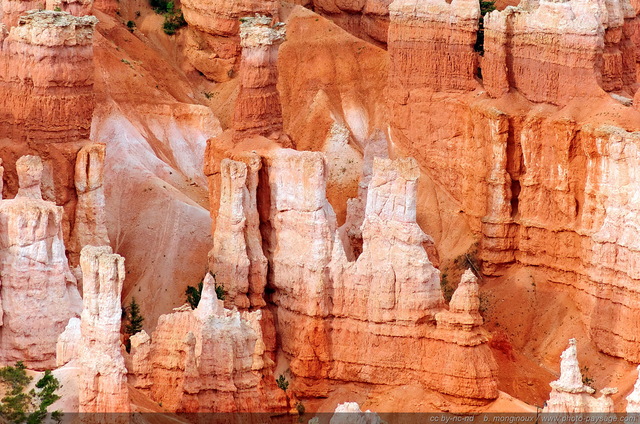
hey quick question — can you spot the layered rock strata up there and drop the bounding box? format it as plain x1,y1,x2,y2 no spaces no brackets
181,0,278,81
0,11,97,142
77,245,130,413
388,0,480,94
387,0,640,364
483,0,637,104
543,339,617,413
304,0,393,46
0,155,81,369
129,273,286,412
232,16,286,140
0,11,98,238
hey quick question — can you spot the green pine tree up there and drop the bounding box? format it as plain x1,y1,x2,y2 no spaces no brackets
125,297,144,336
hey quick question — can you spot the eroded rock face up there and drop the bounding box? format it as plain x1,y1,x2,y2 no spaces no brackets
78,245,130,413
543,339,617,413
483,0,636,104
210,157,267,310
329,402,382,424
626,366,640,412
129,273,286,412
0,155,81,369
181,0,278,81
208,146,498,403
232,16,286,140
0,11,97,141
69,143,109,264
388,0,480,94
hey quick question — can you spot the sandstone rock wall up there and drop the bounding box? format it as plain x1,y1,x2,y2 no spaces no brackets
483,0,637,105
78,245,130,413
0,156,82,369
181,0,278,81
388,0,480,94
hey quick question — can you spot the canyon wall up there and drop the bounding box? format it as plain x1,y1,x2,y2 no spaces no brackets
0,156,82,369
387,0,640,364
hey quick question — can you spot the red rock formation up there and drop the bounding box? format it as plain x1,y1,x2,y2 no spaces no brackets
388,0,480,94
210,157,267,310
129,273,287,412
78,245,130,414
232,15,286,140
304,0,392,46
46,0,93,17
0,11,98,237
0,11,97,142
0,155,82,369
483,0,637,105
181,0,278,81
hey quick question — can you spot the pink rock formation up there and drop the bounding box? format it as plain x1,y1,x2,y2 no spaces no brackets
436,269,485,345
0,155,82,369
388,0,480,94
129,273,286,412
181,0,278,81
543,339,617,413
69,143,109,263
77,245,130,413
329,402,382,424
626,366,640,412
483,0,637,105
46,0,93,17
210,157,267,310
232,16,286,140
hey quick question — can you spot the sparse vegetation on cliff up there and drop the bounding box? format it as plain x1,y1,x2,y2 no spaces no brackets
148,0,186,35
0,363,63,424
124,297,144,352
186,280,203,309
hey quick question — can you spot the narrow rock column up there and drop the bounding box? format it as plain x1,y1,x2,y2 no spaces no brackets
70,143,110,263
78,245,130,414
627,366,640,412
232,15,286,140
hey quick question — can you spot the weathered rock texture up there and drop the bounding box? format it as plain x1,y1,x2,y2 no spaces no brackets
46,0,93,17
210,157,267,310
543,339,617,413
483,0,637,105
207,146,498,403
0,11,98,241
388,0,480,94
232,16,286,140
77,245,130,413
129,273,286,412
56,317,80,367
0,155,81,369
387,0,640,366
69,143,109,263
0,11,97,141
300,0,393,46
181,0,278,81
